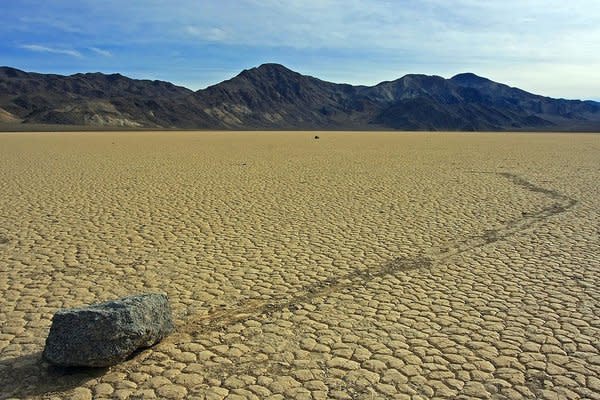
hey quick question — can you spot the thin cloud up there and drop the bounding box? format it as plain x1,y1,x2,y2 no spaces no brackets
19,16,83,34
89,47,112,57
184,26,228,42
20,44,82,57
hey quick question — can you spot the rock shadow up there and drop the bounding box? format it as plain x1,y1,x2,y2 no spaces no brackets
0,351,107,399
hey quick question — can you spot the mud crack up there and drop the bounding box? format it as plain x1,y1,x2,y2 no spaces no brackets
174,172,578,338
179,255,433,335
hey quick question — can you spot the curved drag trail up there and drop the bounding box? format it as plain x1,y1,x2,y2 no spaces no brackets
174,171,578,335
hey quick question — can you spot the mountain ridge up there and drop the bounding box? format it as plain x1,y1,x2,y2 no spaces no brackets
1,64,599,131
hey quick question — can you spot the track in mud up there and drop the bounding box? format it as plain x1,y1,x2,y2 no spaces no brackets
176,172,578,336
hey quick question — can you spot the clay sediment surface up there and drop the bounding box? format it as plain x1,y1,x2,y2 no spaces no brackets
0,131,598,399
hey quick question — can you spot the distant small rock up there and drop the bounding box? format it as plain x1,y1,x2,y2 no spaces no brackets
314,135,320,139
43,293,174,367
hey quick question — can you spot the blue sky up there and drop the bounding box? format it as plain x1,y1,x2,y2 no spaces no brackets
1,0,599,100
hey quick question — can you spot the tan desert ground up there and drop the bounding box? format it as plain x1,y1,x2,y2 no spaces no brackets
0,131,598,400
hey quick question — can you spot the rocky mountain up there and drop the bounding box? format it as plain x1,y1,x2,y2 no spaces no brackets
1,63,599,131
0,66,217,128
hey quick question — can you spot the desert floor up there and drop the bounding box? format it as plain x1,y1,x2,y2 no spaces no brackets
0,131,598,400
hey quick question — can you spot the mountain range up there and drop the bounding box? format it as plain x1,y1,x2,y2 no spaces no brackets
1,63,599,131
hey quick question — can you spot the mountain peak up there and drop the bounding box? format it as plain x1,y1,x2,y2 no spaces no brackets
256,63,290,71
451,72,492,85
239,63,297,78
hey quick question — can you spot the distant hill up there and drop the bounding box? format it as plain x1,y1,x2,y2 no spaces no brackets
1,64,599,131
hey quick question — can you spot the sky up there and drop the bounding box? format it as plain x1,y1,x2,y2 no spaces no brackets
1,0,599,100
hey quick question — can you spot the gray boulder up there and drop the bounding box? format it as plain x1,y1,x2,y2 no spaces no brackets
43,293,174,367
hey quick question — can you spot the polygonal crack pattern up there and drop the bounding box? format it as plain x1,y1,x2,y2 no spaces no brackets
0,132,598,400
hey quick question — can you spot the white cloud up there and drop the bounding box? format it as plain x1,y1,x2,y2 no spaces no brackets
20,44,82,57
89,47,112,57
184,26,228,42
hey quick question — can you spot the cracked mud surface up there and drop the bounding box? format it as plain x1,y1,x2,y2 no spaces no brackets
0,131,598,399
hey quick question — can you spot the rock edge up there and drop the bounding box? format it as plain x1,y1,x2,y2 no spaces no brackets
43,293,174,367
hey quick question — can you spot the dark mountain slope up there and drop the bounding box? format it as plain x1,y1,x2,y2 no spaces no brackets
451,73,599,116
191,65,600,130
1,64,599,131
0,66,217,128
193,63,374,129
366,74,553,130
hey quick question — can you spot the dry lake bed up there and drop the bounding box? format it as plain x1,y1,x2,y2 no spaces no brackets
0,131,598,400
